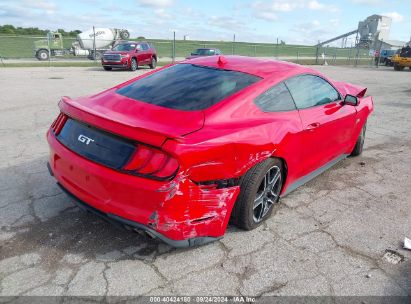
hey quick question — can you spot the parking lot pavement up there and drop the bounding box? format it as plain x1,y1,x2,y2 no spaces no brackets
0,65,410,297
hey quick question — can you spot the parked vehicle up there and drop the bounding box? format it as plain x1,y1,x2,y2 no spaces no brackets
101,41,157,71
186,48,222,59
392,46,411,71
375,49,397,66
34,28,130,61
47,56,373,248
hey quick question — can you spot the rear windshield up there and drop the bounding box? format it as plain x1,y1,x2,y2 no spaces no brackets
194,49,215,56
116,64,261,111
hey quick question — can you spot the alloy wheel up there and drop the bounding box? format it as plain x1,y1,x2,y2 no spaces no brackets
131,59,137,71
253,165,282,223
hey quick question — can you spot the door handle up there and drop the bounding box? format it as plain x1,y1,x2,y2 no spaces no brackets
306,122,321,131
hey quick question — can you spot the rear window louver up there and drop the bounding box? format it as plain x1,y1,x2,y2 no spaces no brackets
51,113,68,135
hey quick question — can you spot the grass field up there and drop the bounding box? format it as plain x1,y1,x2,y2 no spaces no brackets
0,34,372,63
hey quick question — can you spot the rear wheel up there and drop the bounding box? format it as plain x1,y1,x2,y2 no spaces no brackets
130,58,138,71
103,66,112,71
351,123,366,156
235,158,283,230
149,57,157,69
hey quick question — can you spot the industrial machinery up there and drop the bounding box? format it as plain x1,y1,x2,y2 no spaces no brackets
34,28,130,61
391,46,411,71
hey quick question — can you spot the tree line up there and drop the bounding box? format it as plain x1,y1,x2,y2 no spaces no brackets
0,25,81,36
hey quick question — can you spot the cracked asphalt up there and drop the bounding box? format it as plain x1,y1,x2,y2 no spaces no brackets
0,65,410,297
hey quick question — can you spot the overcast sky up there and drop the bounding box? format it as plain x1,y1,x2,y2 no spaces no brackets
0,0,410,44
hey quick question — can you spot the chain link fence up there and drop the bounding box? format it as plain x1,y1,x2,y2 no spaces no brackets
0,34,376,67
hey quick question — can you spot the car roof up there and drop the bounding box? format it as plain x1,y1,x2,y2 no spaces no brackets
181,55,316,79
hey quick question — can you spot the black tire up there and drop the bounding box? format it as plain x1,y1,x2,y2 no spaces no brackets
149,57,157,69
103,66,112,71
37,49,49,61
89,51,103,60
394,64,404,71
235,158,283,230
130,58,138,71
350,123,366,156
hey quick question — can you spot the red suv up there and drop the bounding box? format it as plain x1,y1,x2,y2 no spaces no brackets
102,41,157,71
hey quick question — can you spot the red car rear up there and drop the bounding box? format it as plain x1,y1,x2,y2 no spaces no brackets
47,56,373,247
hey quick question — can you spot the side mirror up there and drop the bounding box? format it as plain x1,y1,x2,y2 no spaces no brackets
344,94,358,106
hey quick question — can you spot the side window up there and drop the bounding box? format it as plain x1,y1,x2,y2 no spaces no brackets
136,44,143,51
285,75,340,109
141,43,149,50
254,82,296,112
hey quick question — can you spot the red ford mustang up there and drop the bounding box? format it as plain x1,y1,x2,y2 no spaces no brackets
47,56,373,247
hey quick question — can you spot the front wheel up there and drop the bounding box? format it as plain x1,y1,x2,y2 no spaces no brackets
130,58,138,71
37,49,49,61
394,64,404,71
149,57,157,69
235,158,283,230
350,123,366,156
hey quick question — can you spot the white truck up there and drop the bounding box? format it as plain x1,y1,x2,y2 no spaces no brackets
34,28,130,60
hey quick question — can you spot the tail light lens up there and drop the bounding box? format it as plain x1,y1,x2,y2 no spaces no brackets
51,113,68,135
123,144,179,180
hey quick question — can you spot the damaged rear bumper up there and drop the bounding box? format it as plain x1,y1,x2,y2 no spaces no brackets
56,181,219,248
47,131,240,248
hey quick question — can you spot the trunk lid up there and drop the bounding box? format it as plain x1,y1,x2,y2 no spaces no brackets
59,89,204,147
334,81,367,98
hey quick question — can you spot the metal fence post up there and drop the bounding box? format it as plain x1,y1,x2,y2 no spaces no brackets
47,32,51,67
377,39,383,68
296,51,299,63
315,40,320,64
276,38,279,59
333,48,337,64
232,34,236,55
172,31,176,63
93,26,96,63
354,43,360,67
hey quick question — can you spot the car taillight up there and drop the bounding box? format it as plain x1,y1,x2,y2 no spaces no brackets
123,144,179,180
51,113,68,135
